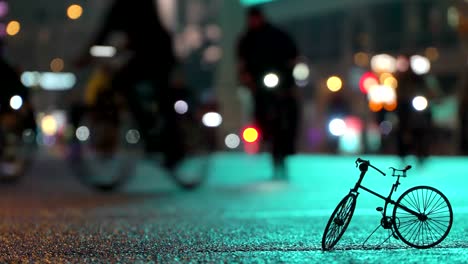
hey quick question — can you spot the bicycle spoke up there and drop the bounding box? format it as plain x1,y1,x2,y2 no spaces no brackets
426,221,444,238
424,190,440,213
427,199,447,215
404,194,419,212
416,189,421,212
423,189,433,213
424,222,436,244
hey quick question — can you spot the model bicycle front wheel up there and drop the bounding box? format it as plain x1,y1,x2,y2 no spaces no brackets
322,194,357,251
393,186,453,249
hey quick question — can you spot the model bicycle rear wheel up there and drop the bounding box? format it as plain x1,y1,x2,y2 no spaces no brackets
322,194,357,251
393,186,453,249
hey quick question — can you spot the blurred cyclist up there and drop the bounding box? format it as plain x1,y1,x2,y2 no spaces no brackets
237,7,300,180
395,57,433,163
77,0,183,170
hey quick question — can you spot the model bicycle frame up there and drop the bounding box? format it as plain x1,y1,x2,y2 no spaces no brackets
322,158,453,251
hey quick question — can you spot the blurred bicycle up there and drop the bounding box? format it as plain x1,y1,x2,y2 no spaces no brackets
68,44,214,192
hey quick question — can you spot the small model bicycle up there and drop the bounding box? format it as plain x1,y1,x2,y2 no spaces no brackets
322,158,453,251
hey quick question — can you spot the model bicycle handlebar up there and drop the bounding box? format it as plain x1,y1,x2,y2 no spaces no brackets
355,158,386,176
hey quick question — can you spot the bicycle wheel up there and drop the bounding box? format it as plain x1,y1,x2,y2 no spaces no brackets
322,194,357,251
69,113,138,192
393,186,453,249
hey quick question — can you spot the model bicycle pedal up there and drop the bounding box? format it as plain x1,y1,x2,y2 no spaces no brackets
322,158,453,251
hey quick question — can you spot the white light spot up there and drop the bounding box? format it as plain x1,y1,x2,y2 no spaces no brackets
412,96,428,111
202,112,222,127
225,133,240,149
76,126,90,141
370,54,397,73
263,73,279,88
328,118,347,136
293,63,310,81
9,95,22,110
90,45,117,58
410,55,431,75
39,72,76,90
368,85,396,104
125,129,140,144
21,71,41,87
174,100,188,114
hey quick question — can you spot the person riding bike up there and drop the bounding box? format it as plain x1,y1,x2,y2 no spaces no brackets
76,0,184,171
237,7,300,180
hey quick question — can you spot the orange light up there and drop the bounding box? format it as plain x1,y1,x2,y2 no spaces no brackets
384,101,397,112
6,20,20,36
369,100,383,112
242,127,259,143
67,4,83,20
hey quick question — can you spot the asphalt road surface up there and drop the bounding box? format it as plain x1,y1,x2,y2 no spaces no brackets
0,153,467,263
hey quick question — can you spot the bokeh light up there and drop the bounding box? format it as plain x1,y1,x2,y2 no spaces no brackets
6,20,20,36
359,72,379,94
293,63,310,81
382,75,398,89
370,54,396,73
447,6,459,29
369,100,383,112
9,95,23,110
242,127,259,143
125,129,140,144
0,1,9,18
202,112,222,127
396,55,410,72
384,101,397,112
205,24,222,41
410,55,431,75
75,126,90,141
90,45,116,58
379,121,393,135
174,100,188,114
202,45,222,64
225,133,240,149
412,96,428,111
368,85,396,104
339,130,361,154
328,118,346,136
354,52,369,67
50,58,64,72
67,4,83,20
425,47,439,61
326,76,343,92
263,73,279,88
41,115,58,136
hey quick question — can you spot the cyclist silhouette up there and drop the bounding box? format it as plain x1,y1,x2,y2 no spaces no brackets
237,7,300,180
78,0,183,170
395,57,433,163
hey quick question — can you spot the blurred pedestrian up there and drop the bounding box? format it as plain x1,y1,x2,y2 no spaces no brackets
395,57,433,163
236,7,300,180
77,0,183,170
